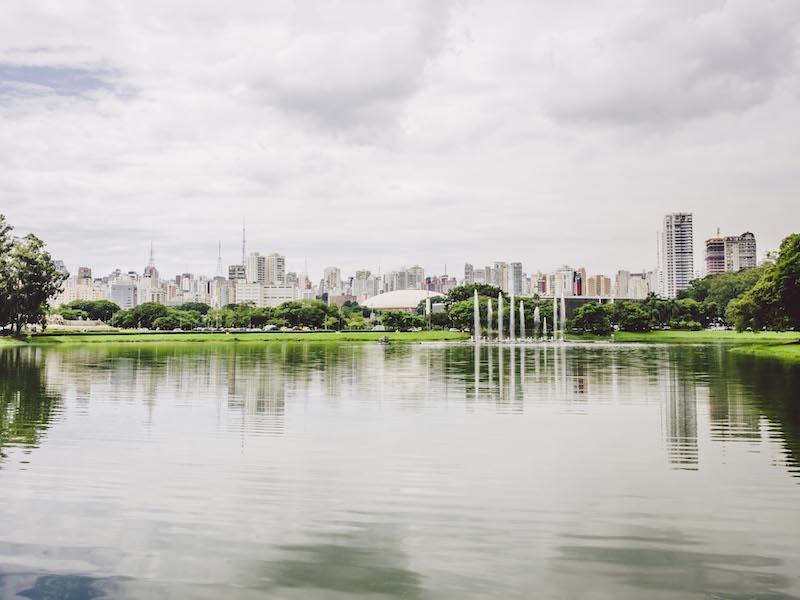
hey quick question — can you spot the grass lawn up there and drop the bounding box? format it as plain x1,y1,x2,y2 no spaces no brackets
729,343,800,363
0,330,470,346
609,330,800,344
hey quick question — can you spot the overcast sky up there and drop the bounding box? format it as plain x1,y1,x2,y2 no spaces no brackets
2,0,799,280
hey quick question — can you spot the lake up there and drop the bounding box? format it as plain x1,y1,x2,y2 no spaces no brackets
1,342,799,599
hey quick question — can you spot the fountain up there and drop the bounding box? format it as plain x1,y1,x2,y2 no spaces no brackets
509,292,515,341
560,296,566,341
473,289,481,342
552,297,558,343
543,316,548,340
497,292,504,342
533,306,540,340
519,300,526,339
487,299,493,340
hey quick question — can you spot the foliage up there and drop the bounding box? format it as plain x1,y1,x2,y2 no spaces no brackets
111,302,169,329
678,265,767,317
174,302,211,315
60,300,121,321
59,308,90,321
380,311,422,331
571,302,613,335
727,234,800,331
0,229,67,334
445,284,503,306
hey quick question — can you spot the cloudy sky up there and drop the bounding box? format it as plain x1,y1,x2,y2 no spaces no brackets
2,0,799,280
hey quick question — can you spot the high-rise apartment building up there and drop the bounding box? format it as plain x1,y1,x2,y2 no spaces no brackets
704,236,726,275
705,231,756,275
323,267,342,294
724,232,757,272
661,213,694,298
510,262,523,295
464,263,474,286
493,261,509,292
587,274,612,297
266,253,286,285
228,264,246,281
245,252,266,283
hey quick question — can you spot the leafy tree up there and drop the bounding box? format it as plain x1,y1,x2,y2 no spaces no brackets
346,313,367,329
445,284,502,306
59,308,90,321
679,265,767,319
60,300,121,321
111,302,169,329
152,314,181,330
727,233,800,331
174,302,211,315
571,302,613,335
0,234,67,334
610,301,652,332
380,310,415,331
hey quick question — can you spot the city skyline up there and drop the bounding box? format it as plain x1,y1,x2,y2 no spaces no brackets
3,2,799,279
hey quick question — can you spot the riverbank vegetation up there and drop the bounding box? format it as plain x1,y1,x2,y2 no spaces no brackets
729,343,800,363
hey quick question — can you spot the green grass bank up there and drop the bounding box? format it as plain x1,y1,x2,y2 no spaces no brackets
729,343,800,363
609,330,800,344
0,330,470,346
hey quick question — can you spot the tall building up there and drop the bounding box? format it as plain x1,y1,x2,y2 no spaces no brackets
705,231,756,275
323,267,342,294
587,274,612,297
661,213,694,298
76,266,92,284
705,236,726,275
407,265,425,290
266,253,286,285
245,252,266,283
510,262,523,296
493,261,509,292
464,263,474,286
228,264,246,281
724,232,757,272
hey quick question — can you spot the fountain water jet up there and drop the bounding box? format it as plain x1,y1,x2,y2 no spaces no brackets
498,293,504,342
533,306,541,340
519,300,526,339
473,289,481,342
509,293,515,341
487,299,493,340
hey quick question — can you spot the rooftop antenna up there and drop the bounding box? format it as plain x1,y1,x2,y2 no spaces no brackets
148,240,155,267
216,241,223,278
241,218,246,265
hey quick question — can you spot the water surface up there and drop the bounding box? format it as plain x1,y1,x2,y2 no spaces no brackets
1,342,799,599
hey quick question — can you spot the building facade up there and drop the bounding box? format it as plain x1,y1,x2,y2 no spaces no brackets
661,213,694,298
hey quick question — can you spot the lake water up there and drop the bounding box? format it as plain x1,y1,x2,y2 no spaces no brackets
1,341,799,599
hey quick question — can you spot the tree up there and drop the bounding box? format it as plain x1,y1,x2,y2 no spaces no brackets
110,302,169,329
174,302,211,315
728,233,800,331
0,234,67,334
610,301,652,332
571,302,613,335
380,311,415,331
446,284,502,306
60,300,121,321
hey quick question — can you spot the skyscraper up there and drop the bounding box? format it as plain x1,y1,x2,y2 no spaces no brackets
661,213,694,298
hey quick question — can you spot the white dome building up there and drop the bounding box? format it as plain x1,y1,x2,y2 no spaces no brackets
362,290,445,312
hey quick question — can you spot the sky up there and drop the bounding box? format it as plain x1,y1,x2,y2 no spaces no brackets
1,0,799,281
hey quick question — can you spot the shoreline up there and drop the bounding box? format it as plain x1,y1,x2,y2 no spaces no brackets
0,330,471,345
2,330,798,362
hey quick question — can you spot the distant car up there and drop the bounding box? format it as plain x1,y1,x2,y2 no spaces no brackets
264,325,278,331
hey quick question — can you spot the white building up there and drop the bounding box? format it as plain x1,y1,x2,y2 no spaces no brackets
661,213,694,298
245,252,266,283
267,253,286,285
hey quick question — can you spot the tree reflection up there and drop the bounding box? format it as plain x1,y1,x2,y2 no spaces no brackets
0,348,61,461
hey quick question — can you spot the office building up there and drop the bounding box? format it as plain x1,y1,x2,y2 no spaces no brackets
510,262,523,296
724,232,757,272
464,263,474,286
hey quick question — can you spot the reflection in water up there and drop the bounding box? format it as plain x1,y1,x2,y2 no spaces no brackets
0,342,798,599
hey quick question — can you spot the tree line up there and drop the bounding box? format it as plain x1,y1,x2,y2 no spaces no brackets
571,233,799,335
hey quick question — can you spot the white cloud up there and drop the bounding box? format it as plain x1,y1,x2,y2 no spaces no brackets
1,0,799,280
